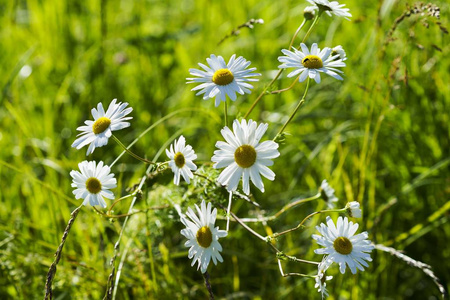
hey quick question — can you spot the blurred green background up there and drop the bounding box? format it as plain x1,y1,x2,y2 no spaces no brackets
0,0,449,299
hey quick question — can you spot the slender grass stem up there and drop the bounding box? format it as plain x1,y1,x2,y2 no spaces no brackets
203,271,214,300
274,78,310,140
44,205,83,300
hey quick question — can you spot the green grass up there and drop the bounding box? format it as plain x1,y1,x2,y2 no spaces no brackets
0,0,449,299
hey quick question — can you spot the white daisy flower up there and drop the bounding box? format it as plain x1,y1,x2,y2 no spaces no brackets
165,135,197,185
211,119,280,195
70,160,117,208
187,54,261,107
320,179,338,208
312,216,375,274
278,43,346,84
315,256,333,299
346,201,362,218
72,99,133,155
180,200,227,273
307,0,352,20
332,45,347,60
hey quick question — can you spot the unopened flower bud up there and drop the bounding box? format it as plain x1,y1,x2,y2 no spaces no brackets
345,201,362,218
304,6,317,20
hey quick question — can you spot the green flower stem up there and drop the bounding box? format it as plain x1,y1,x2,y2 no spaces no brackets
107,193,138,215
112,135,156,165
270,208,344,239
224,100,228,127
230,192,321,223
244,14,320,119
288,19,307,50
274,78,310,141
278,260,318,278
301,12,321,44
270,76,300,94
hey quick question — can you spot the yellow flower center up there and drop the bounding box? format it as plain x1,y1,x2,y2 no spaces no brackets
196,226,213,248
301,55,323,69
92,117,111,134
86,177,102,194
333,237,353,255
174,152,185,168
212,68,234,86
234,145,257,168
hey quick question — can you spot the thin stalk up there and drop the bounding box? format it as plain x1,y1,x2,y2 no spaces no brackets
274,78,310,140
112,135,156,165
271,208,343,239
289,19,307,50
203,271,214,300
224,100,228,127
270,76,300,94
302,13,321,43
228,193,321,223
44,205,83,300
278,260,316,277
107,193,136,215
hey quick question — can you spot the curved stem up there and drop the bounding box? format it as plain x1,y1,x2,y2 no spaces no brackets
271,208,343,239
301,13,321,44
274,78,310,140
224,100,228,127
270,76,300,94
289,19,307,50
112,135,156,165
107,193,136,215
227,192,321,223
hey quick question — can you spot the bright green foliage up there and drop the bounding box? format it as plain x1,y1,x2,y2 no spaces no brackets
0,0,449,299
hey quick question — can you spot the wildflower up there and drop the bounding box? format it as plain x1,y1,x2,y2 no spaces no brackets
312,216,374,274
187,54,260,107
166,135,197,185
319,179,338,208
211,119,280,195
70,161,117,208
278,43,346,84
315,256,333,299
307,0,352,20
180,200,227,273
331,45,347,60
346,201,362,218
72,99,133,155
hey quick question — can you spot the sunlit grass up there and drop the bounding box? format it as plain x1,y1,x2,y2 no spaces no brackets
0,0,449,299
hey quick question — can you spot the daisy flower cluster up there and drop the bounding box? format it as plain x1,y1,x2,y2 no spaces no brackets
55,0,377,298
